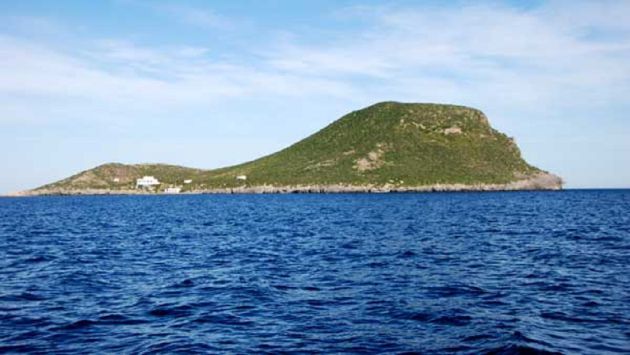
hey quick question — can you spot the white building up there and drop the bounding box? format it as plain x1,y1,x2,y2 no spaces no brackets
236,175,247,181
113,178,120,183
164,187,181,194
136,176,160,188
183,179,193,184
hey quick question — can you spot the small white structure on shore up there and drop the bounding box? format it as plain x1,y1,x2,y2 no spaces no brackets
184,179,192,184
136,176,160,188
164,187,181,194
236,175,247,181
113,178,120,183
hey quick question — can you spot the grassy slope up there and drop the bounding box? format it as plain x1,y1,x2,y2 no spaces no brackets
36,102,543,192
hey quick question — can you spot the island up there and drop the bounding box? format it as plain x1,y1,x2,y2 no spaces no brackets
13,102,563,195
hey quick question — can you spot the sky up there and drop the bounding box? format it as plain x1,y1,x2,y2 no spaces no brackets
0,0,629,193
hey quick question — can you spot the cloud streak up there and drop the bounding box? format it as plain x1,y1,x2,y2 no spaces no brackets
0,34,356,124
1,1,629,121
149,3,234,30
264,2,630,109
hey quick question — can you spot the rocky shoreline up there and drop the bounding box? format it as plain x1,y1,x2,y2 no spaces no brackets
6,173,562,196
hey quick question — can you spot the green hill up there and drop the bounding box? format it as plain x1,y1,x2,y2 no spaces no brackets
25,102,562,195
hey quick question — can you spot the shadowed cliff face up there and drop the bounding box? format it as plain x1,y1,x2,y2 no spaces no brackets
22,102,562,195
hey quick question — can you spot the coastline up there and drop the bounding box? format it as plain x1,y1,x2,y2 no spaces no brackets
6,173,563,197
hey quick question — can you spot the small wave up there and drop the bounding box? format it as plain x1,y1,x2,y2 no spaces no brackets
581,301,600,307
540,311,591,323
193,313,254,326
439,345,476,352
306,298,330,307
0,292,46,302
510,331,556,349
52,319,97,331
463,333,496,342
148,304,194,318
171,278,195,288
483,344,562,355
135,340,219,353
540,283,574,292
340,241,360,249
425,285,488,297
0,345,44,353
404,312,432,322
401,310,472,326
367,261,388,268
23,255,53,263
398,250,417,258
98,314,147,325
431,314,473,326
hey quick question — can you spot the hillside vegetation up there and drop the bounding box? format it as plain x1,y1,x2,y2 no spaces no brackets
32,102,560,193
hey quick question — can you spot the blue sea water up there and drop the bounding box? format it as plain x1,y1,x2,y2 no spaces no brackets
0,190,629,354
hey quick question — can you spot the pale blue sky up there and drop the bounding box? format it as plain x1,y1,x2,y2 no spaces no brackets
1,0,629,193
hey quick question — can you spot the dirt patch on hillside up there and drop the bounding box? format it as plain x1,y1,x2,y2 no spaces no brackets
354,143,390,172
305,159,337,171
72,171,102,184
444,126,462,135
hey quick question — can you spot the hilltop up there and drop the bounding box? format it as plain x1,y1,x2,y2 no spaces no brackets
16,102,562,195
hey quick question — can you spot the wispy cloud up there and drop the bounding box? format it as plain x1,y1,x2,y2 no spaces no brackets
1,1,628,121
0,33,355,125
264,1,630,111
150,3,233,30
2,14,73,37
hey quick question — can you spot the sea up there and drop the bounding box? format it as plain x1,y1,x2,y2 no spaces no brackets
0,190,628,354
